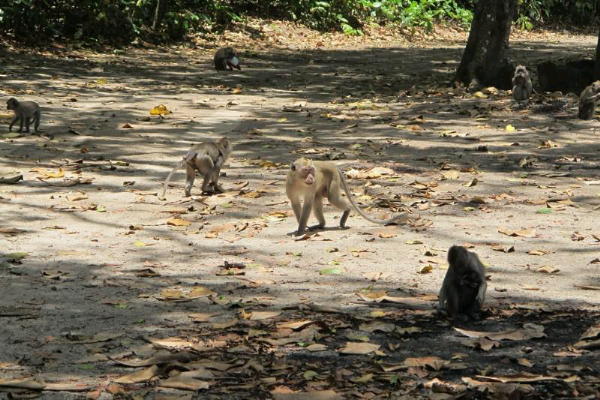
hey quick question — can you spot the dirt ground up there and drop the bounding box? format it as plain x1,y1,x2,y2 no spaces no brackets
1,22,600,399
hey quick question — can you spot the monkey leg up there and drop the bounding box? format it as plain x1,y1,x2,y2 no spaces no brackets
209,167,224,193
290,198,302,224
34,113,40,132
328,195,351,229
8,116,17,132
184,163,196,197
307,193,326,231
24,117,31,133
199,172,212,193
192,156,215,193
446,291,460,321
465,305,482,321
579,104,594,120
296,201,313,235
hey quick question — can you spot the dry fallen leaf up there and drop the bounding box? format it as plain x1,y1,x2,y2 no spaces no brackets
498,228,536,238
150,104,170,115
538,265,559,274
338,342,380,355
115,365,157,384
167,218,191,227
455,324,545,341
404,356,448,371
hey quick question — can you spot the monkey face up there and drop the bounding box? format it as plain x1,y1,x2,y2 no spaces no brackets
217,137,231,152
291,159,315,186
6,98,16,110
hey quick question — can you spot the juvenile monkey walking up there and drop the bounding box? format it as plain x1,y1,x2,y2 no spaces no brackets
578,81,600,120
285,158,408,236
7,98,41,133
438,245,487,321
512,65,533,103
162,137,232,198
214,48,241,71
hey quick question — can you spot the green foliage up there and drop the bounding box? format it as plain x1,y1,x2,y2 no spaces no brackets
517,0,600,29
0,0,597,44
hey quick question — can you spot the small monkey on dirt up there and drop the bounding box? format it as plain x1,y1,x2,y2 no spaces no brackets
214,47,241,71
438,245,487,321
7,98,41,133
578,81,600,120
512,65,533,103
285,158,408,236
162,137,232,198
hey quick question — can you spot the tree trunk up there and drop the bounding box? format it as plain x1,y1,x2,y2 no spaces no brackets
454,0,518,90
152,0,169,31
594,27,600,80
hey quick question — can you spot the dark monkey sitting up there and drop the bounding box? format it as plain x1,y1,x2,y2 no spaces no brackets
438,245,487,321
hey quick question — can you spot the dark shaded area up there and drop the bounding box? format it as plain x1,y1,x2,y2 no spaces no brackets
537,59,596,95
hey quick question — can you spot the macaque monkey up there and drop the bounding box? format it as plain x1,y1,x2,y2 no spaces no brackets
214,47,241,71
162,137,232,198
578,81,600,120
7,98,41,133
512,65,533,103
285,158,408,236
438,245,487,321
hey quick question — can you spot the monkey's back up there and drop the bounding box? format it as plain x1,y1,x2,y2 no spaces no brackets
313,161,340,199
214,48,230,70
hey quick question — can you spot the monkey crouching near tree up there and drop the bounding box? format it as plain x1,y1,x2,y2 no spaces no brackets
438,245,487,321
578,81,600,120
162,137,232,198
7,98,41,133
512,65,533,103
214,48,241,71
285,158,408,236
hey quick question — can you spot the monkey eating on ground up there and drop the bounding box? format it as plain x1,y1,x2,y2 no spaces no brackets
578,81,600,120
161,137,232,198
438,245,487,321
7,98,41,133
214,48,241,71
285,158,408,236
512,65,533,103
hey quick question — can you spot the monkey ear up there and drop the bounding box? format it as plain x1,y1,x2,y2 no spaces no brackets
291,164,296,171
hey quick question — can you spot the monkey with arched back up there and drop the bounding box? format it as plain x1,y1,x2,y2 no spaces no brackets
7,98,40,133
162,137,232,199
214,48,241,71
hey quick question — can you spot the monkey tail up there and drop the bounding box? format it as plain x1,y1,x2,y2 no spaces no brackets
161,160,186,199
336,167,409,226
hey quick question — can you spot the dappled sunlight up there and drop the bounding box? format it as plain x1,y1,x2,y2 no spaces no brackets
1,32,600,398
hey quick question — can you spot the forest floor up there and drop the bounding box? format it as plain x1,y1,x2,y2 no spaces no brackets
1,21,600,399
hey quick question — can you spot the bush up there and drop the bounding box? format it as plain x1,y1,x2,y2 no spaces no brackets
0,0,597,45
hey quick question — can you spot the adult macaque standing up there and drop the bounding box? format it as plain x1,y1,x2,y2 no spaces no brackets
285,158,408,236
162,137,232,198
7,98,41,133
214,48,241,71
578,81,600,120
438,245,487,321
512,65,533,103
